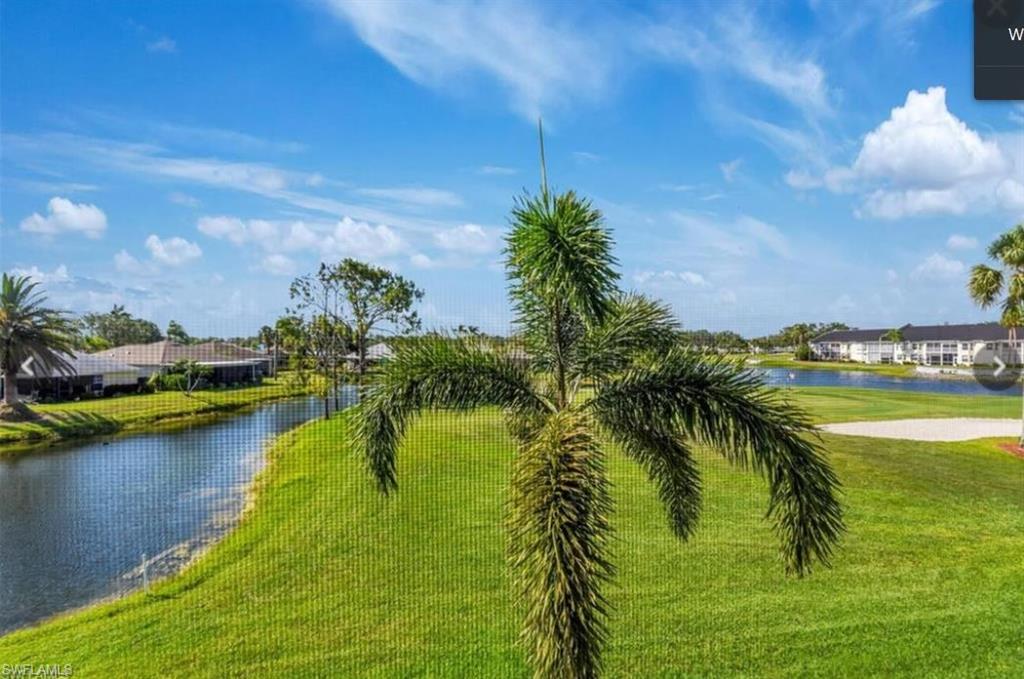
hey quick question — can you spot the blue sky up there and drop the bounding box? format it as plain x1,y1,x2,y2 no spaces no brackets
2,0,1023,337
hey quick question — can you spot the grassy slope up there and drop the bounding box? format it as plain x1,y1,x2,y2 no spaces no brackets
3,392,1022,677
745,353,916,377
0,378,309,449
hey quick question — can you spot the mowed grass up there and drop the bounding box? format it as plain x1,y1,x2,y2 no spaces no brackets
0,377,309,449
2,396,1022,677
787,387,1020,423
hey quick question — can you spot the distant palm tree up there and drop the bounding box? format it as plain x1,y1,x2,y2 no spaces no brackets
881,328,904,342
0,274,76,417
968,225,1024,443
258,324,277,376
354,133,844,678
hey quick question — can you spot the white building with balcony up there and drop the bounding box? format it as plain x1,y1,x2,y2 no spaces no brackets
810,323,1021,367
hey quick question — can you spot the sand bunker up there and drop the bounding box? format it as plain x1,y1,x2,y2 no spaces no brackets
820,418,1021,442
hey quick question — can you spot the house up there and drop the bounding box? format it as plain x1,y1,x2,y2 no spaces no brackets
0,351,141,401
810,323,1016,366
343,342,395,370
94,340,269,384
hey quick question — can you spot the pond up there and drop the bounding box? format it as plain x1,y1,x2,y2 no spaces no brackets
757,367,1017,396
0,391,355,635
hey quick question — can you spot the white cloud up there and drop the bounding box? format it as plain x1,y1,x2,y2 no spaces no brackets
946,234,978,251
819,87,1020,220
410,253,436,268
321,0,615,119
996,179,1024,213
147,37,177,54
851,87,1005,189
634,270,709,287
719,158,742,183
737,216,793,259
114,250,152,276
197,215,250,245
168,191,200,207
145,235,202,266
323,217,406,259
434,224,498,254
784,169,823,190
19,197,107,239
9,264,71,285
670,212,794,260
478,165,517,175
354,186,463,207
261,254,298,276
646,11,832,119
913,253,965,280
196,214,409,262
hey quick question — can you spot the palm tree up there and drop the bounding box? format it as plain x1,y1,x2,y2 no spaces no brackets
0,274,76,418
968,225,1024,443
354,134,844,679
258,324,277,377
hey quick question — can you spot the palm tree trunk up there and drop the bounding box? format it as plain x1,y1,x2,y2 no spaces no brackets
3,371,18,406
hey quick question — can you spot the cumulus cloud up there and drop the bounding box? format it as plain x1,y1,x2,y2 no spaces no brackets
114,250,150,275
197,215,250,245
196,214,408,262
913,253,965,280
323,218,405,259
9,264,71,284
19,197,107,239
434,224,499,254
145,235,203,266
946,234,978,251
809,87,1023,220
850,87,1005,189
261,254,298,276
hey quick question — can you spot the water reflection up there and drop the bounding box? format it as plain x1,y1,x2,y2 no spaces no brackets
0,389,356,634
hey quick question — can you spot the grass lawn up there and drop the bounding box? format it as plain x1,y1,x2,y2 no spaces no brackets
0,377,311,450
786,386,1020,423
2,395,1022,677
744,353,917,377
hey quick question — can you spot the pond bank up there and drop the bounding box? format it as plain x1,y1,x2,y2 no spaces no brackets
0,377,316,453
0,394,343,634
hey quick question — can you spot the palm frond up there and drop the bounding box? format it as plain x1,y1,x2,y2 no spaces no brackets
506,191,619,327
353,338,551,493
986,224,1024,266
967,264,1004,309
0,274,76,376
594,410,702,539
571,293,679,382
589,350,844,576
507,411,614,679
